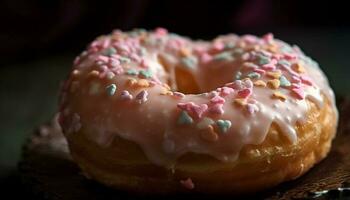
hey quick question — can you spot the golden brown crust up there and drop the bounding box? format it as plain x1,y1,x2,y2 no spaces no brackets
66,95,337,194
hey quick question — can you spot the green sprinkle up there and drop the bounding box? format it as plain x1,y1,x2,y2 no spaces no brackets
257,54,270,65
139,70,152,78
278,59,291,67
181,56,197,69
234,71,242,80
103,47,117,56
233,48,244,56
224,43,236,50
246,72,261,79
213,51,234,61
281,45,293,53
119,56,131,63
139,47,147,56
279,75,291,87
126,69,139,76
106,84,117,96
177,111,193,125
216,119,232,134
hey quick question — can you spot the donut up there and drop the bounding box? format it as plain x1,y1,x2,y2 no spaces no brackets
58,28,338,194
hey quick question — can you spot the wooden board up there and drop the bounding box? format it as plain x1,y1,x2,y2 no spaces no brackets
18,98,350,200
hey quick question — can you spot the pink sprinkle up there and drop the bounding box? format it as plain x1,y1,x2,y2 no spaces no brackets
212,41,224,51
261,63,276,71
283,53,297,60
200,53,212,63
209,104,224,114
220,87,234,96
291,76,301,83
263,33,274,43
192,104,208,119
102,38,110,48
272,54,283,60
226,80,243,90
300,75,313,86
180,178,195,190
155,27,168,36
247,104,257,114
97,55,109,63
291,83,301,89
136,90,148,103
120,90,133,100
140,59,148,68
253,68,266,75
241,52,250,60
210,95,225,104
237,88,252,99
177,102,195,111
291,88,305,100
173,92,185,99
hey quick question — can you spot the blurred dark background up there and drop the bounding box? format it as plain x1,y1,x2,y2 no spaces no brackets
0,0,349,197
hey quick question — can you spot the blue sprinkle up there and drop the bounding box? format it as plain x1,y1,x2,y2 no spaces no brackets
234,71,242,80
213,51,234,61
279,75,291,87
139,70,152,78
224,43,236,50
177,111,193,125
103,47,116,56
126,69,139,76
119,56,131,63
106,84,117,96
216,119,232,134
278,59,291,67
247,72,261,79
257,54,270,65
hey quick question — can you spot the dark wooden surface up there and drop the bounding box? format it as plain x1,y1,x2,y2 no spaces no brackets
18,99,350,200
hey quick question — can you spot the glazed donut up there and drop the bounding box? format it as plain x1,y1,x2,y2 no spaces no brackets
58,28,338,194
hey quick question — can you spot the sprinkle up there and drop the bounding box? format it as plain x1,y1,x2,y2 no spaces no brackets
216,120,232,134
291,76,301,83
200,125,218,142
267,79,280,89
179,48,191,57
120,90,133,100
272,91,287,101
234,71,242,80
237,88,252,98
72,69,81,77
200,53,212,63
212,41,224,51
263,33,274,43
106,72,115,79
191,104,208,119
180,178,195,190
102,47,116,56
266,71,282,79
136,90,148,103
220,87,234,96
300,75,313,86
213,51,234,61
173,92,185,99
234,98,247,107
291,88,305,100
257,54,270,65
139,70,152,78
292,62,305,73
127,78,137,86
253,80,266,87
181,56,197,69
246,72,261,79
278,59,291,67
225,43,236,49
197,117,215,129
126,69,139,76
137,79,150,87
106,84,117,96
177,111,193,125
88,70,100,78
241,52,250,60
155,27,168,36
278,76,290,87
160,89,173,95
246,103,258,114
209,104,224,114
119,56,131,63
261,63,276,71
243,62,259,70
210,95,225,104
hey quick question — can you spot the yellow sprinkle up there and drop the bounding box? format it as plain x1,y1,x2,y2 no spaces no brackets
272,91,287,101
72,69,81,77
266,71,282,79
163,83,171,90
234,98,247,107
200,125,218,142
88,70,100,78
267,79,280,89
127,78,137,86
253,80,266,87
179,48,191,57
160,88,173,95
137,79,150,87
266,44,277,53
292,62,305,73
